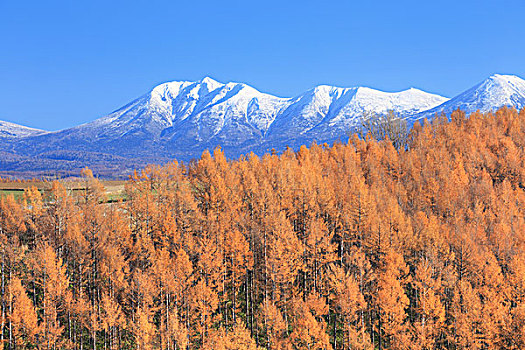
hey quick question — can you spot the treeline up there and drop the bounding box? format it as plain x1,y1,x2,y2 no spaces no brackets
1,107,525,349
0,177,43,183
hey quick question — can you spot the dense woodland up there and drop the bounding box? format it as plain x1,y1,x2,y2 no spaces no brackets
1,107,525,349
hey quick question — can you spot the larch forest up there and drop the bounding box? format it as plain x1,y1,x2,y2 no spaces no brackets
1,107,525,350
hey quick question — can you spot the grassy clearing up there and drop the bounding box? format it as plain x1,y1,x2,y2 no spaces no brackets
0,180,127,203
0,189,26,201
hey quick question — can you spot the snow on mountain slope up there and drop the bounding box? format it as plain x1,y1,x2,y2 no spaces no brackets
0,120,46,138
70,77,290,147
264,85,448,148
5,74,525,175
65,78,447,155
412,74,525,122
339,87,450,119
3,77,449,163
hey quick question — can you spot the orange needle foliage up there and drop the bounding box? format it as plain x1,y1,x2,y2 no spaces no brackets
0,107,524,349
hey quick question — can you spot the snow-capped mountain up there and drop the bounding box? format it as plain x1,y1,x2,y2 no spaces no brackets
2,73,525,177
264,85,448,148
0,120,46,138
77,77,290,148
412,74,525,122
3,77,447,163
72,77,447,147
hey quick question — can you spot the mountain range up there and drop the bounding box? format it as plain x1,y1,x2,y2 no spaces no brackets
1,74,524,177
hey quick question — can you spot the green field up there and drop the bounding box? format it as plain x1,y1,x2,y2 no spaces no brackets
0,189,26,200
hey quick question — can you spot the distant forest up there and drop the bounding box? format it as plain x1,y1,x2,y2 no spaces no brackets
1,107,524,349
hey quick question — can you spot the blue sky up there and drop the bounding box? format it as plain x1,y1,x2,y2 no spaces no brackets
1,0,524,130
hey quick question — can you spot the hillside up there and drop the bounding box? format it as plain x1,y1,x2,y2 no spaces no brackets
0,120,45,138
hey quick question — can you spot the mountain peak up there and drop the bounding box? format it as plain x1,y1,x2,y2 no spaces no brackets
199,76,221,86
476,74,525,99
412,74,525,121
489,73,521,80
485,73,525,86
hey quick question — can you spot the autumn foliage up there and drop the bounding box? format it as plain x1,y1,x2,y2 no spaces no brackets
1,107,525,349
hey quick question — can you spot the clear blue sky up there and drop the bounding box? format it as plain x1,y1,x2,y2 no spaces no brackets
1,0,524,131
